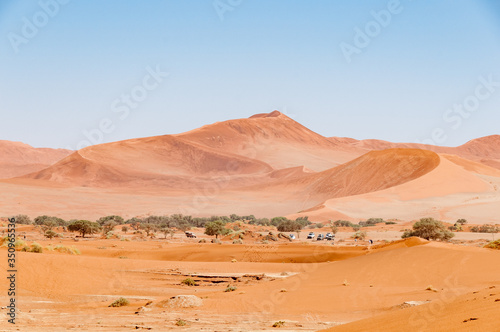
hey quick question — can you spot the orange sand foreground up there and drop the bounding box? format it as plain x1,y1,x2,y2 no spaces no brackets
1,228,499,331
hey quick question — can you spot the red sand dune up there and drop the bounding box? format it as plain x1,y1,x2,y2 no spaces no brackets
1,112,499,223
21,135,273,188
255,149,440,201
0,140,72,178
177,111,366,170
298,153,500,223
333,135,500,170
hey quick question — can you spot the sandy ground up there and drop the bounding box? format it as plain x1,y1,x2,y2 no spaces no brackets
1,223,499,331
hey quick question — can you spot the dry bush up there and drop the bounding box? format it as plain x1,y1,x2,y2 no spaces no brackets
109,297,129,307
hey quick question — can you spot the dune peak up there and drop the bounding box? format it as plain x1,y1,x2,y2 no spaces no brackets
249,110,284,119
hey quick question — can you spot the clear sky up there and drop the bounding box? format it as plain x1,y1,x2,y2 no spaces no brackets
1,0,499,149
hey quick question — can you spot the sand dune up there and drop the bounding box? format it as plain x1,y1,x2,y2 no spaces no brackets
299,153,500,223
21,135,273,188
1,112,499,224
254,149,440,201
178,111,365,170
333,135,500,170
205,241,500,324
0,140,72,178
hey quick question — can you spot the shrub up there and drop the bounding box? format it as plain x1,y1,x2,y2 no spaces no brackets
108,297,129,307
470,224,500,233
352,230,367,240
333,220,355,227
224,285,237,292
1,237,26,249
456,219,468,225
34,215,66,226
402,218,454,241
121,226,128,234
198,239,207,243
53,245,80,255
328,221,339,234
385,221,397,225
295,216,311,227
359,218,385,227
175,319,187,326
44,230,59,239
484,240,500,249
181,278,197,286
30,242,43,253
276,220,303,232
232,239,243,244
272,321,285,328
97,215,124,226
13,214,32,225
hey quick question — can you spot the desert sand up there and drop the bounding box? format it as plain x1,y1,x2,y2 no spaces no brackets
1,225,499,331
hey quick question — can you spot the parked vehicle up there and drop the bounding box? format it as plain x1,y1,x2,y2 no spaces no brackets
317,234,324,241
185,231,197,238
307,232,315,239
289,234,296,240
325,233,335,240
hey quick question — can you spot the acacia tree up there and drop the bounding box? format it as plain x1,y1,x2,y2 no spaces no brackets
97,215,124,226
140,223,158,238
68,220,101,238
159,223,175,239
402,218,454,241
102,221,117,236
329,221,338,235
204,220,229,239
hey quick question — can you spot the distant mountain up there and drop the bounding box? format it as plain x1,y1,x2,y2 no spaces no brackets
0,140,72,178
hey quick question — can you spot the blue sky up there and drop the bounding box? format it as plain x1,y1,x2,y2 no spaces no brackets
1,0,499,149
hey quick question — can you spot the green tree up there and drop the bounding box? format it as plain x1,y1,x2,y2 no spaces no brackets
34,215,66,226
204,220,229,239
121,226,129,234
97,215,124,226
102,221,117,235
277,220,303,232
44,229,58,239
329,221,339,235
402,218,454,241
13,214,32,225
159,223,175,239
140,223,158,237
352,230,367,240
68,220,101,238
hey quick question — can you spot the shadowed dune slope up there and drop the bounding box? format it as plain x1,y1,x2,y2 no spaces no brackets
21,135,273,187
331,135,500,170
0,140,72,178
178,111,366,170
255,149,440,200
